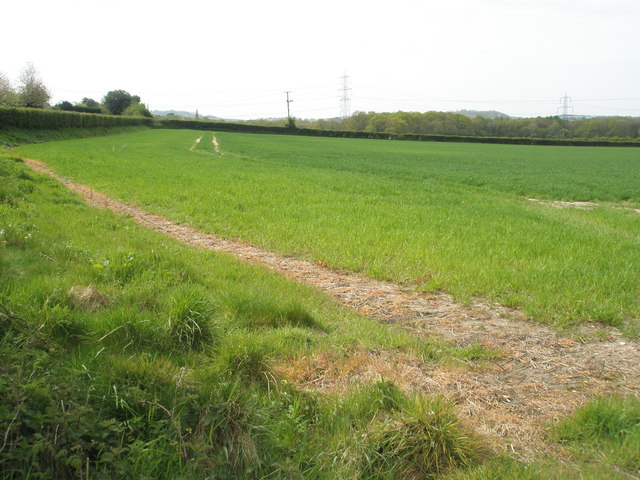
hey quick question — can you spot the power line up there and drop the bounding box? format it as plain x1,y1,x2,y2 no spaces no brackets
140,81,640,119
339,73,352,118
284,91,293,121
557,93,574,120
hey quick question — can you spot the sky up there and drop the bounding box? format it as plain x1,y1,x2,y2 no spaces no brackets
2,0,639,119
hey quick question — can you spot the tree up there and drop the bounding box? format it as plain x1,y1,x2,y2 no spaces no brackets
0,71,15,106
102,90,133,115
55,100,74,111
81,97,100,109
364,114,390,133
343,111,372,131
385,114,409,134
17,62,50,108
122,101,152,118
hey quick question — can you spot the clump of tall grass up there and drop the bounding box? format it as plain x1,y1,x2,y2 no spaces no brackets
365,394,482,478
259,326,318,358
46,309,91,346
192,379,262,473
166,285,218,351
215,334,273,386
93,308,164,352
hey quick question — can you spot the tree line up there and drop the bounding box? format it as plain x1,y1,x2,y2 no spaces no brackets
331,111,640,140
0,63,151,118
250,111,640,140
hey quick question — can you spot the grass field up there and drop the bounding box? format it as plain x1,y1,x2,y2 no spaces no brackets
13,129,640,334
2,130,639,478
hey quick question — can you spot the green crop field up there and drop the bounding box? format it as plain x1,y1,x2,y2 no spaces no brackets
3,128,640,479
14,129,640,333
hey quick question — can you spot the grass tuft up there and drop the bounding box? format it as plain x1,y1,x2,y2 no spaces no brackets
366,394,482,478
166,285,218,351
216,335,273,386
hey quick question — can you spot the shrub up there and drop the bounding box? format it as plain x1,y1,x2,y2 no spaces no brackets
123,102,152,118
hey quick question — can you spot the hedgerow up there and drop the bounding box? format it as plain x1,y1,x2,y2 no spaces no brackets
155,118,640,147
0,106,152,130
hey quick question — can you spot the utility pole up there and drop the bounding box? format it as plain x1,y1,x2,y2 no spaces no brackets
284,91,293,122
557,93,573,121
339,73,352,118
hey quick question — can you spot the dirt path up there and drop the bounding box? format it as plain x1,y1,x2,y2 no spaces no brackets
22,157,640,458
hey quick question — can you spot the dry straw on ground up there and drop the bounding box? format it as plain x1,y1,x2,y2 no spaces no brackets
68,284,107,311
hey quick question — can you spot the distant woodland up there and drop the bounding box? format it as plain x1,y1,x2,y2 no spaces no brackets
250,111,640,140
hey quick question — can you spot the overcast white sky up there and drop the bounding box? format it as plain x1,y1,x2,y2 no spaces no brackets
3,0,639,119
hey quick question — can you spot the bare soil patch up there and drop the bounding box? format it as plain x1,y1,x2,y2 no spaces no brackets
528,197,640,214
23,158,640,459
189,135,202,151
527,197,600,209
212,135,222,155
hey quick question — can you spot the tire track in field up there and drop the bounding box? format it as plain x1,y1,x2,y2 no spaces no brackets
212,135,222,155
189,135,203,151
22,157,640,458
189,133,222,155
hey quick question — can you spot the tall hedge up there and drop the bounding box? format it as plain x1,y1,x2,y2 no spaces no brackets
0,107,152,129
156,119,640,147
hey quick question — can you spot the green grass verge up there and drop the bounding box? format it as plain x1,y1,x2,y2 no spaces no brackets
12,129,640,333
0,125,149,148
